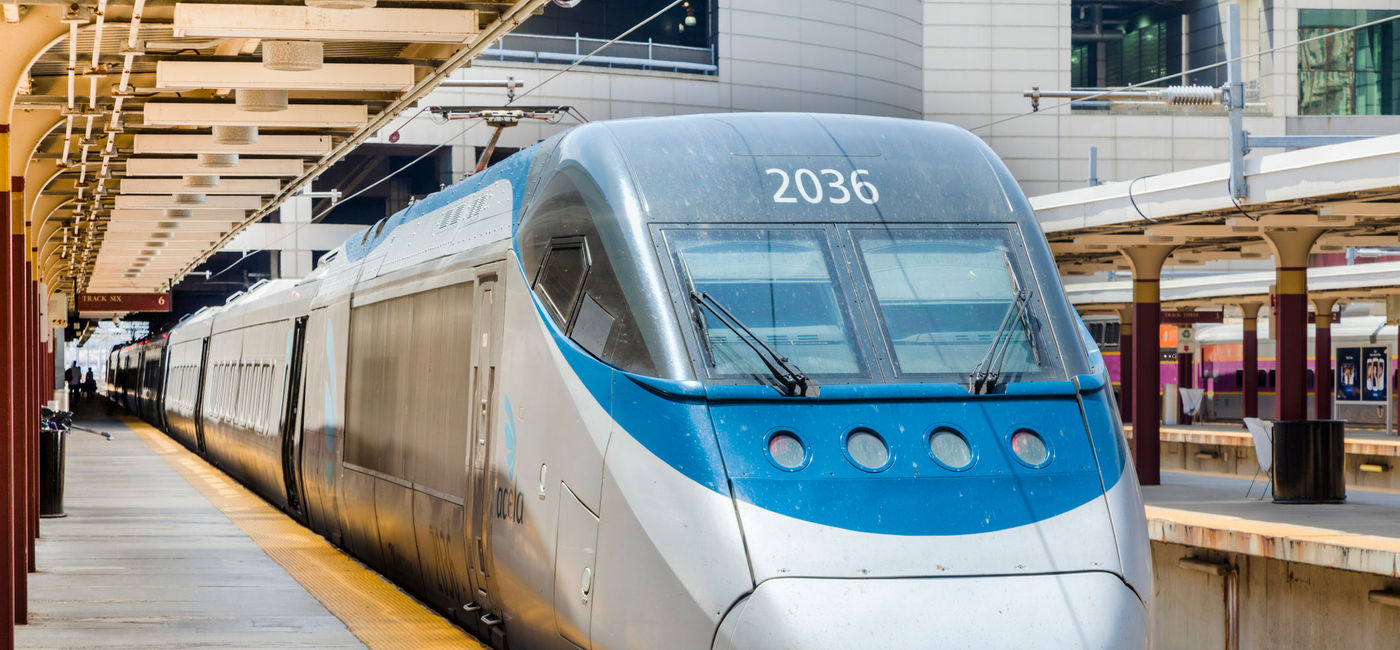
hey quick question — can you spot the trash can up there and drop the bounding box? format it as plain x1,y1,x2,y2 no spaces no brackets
40,426,67,518
1272,420,1345,504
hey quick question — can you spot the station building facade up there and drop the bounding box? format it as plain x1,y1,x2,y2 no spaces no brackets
370,0,1400,200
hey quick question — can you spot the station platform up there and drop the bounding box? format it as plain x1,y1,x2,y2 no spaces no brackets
16,401,482,649
1127,422,1400,491
1145,471,1400,577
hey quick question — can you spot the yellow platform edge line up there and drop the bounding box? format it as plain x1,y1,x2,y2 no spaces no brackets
119,416,485,650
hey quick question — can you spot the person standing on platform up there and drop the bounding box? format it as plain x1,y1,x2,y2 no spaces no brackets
83,368,97,399
67,362,81,401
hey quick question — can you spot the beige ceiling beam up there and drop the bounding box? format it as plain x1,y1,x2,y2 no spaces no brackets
156,61,416,92
133,133,333,155
115,194,263,210
1144,224,1261,238
0,5,66,122
1073,234,1181,250
111,208,247,222
143,102,369,128
172,4,480,43
1319,201,1400,218
125,157,304,177
1229,213,1355,228
119,177,282,195
1317,234,1400,247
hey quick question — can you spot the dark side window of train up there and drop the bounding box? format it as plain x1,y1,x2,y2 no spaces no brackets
518,171,658,375
534,238,591,326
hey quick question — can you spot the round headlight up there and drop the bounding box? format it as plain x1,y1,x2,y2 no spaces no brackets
929,427,973,470
845,428,890,471
767,430,807,470
1010,429,1050,467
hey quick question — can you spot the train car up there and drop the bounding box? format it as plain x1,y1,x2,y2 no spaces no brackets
113,113,1151,648
1084,312,1397,426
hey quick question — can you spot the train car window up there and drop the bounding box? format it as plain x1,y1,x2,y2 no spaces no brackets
534,238,591,327
1257,369,1267,388
1105,322,1120,346
1267,369,1276,387
1235,369,1244,386
1307,369,1315,389
518,170,662,376
665,228,867,378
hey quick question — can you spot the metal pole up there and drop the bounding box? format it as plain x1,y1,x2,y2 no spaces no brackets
1087,146,1100,187
1226,3,1248,200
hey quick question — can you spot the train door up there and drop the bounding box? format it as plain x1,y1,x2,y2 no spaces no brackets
466,265,506,634
280,316,309,515
193,338,210,454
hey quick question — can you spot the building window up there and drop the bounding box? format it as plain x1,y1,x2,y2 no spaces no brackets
487,0,716,75
1298,10,1399,116
1071,1,1183,89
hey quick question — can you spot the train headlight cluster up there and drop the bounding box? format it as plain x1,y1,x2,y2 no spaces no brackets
1010,429,1051,468
928,427,974,471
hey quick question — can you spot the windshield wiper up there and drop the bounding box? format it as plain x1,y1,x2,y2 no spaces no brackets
969,290,1031,395
689,291,815,397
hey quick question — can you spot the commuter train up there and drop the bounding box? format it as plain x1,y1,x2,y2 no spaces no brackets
1083,313,1398,425
108,113,1151,648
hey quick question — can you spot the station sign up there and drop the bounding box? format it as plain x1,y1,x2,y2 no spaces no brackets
1160,310,1224,324
1306,311,1342,325
76,292,172,312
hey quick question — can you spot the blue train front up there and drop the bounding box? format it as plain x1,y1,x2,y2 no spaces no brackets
497,113,1152,648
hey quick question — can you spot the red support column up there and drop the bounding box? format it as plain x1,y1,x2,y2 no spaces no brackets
28,269,39,564
1264,230,1324,423
1240,302,1262,423
0,123,15,648
1117,306,1133,424
1121,245,1175,486
13,229,28,622
1314,298,1337,421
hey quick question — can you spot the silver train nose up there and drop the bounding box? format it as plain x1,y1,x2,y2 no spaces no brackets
712,573,1148,649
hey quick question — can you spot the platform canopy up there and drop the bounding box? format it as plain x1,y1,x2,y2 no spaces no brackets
1065,260,1400,312
1032,134,1400,276
3,0,553,296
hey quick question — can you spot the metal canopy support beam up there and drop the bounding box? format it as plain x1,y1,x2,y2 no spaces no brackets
142,103,369,128
173,3,480,43
1121,244,1175,486
1226,3,1247,201
155,61,416,92
1263,228,1326,422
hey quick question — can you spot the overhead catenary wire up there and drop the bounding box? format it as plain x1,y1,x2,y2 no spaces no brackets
971,11,1400,132
200,0,687,283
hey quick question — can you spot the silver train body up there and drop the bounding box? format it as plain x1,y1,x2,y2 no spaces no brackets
109,113,1151,648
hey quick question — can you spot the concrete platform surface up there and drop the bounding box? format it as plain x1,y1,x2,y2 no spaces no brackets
1144,471,1400,578
17,400,481,649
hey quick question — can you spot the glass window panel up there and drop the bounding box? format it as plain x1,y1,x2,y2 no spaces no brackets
535,242,589,326
851,228,1047,378
666,229,864,378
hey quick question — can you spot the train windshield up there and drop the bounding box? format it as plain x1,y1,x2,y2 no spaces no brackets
665,228,867,379
660,224,1056,387
849,228,1046,380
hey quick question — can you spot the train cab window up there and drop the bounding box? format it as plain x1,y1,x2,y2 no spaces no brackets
848,227,1049,380
534,238,591,326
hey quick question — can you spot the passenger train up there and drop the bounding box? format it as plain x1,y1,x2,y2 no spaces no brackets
108,113,1151,648
1083,312,1398,426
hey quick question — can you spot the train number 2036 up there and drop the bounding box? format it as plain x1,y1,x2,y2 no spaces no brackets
766,168,879,205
